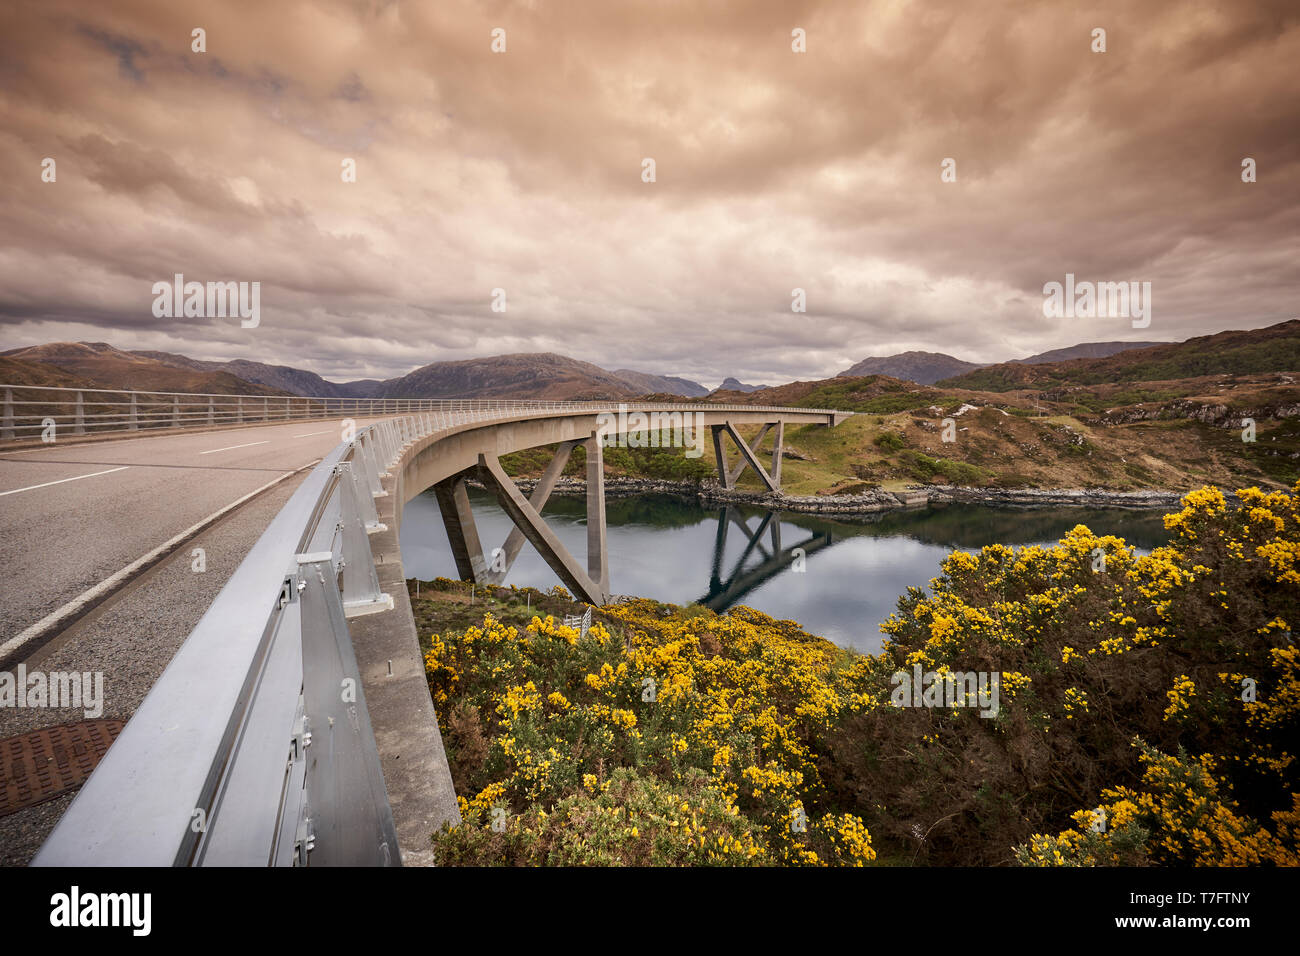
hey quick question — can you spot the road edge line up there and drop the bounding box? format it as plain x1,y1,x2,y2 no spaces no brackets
0,460,320,668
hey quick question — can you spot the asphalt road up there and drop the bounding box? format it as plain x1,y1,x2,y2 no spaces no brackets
0,475,306,863
0,419,377,649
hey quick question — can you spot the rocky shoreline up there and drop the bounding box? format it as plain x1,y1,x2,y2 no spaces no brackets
468,475,1189,515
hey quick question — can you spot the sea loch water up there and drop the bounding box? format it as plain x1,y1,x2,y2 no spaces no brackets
401,489,1169,654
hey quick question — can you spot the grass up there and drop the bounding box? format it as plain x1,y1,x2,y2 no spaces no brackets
502,378,1300,497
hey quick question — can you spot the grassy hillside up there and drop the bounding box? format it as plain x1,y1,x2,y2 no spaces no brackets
0,356,100,389
505,368,1300,494
634,325,1300,494
939,319,1300,391
3,342,290,395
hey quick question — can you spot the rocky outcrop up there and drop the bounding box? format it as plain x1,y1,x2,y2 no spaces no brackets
931,486,1185,508
1098,399,1300,427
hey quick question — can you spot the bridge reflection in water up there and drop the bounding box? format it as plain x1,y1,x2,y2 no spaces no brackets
404,488,841,615
700,505,833,611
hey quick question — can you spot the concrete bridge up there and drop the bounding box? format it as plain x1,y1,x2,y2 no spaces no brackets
0,385,849,866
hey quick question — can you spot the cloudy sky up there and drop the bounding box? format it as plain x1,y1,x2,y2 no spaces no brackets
1,0,1297,387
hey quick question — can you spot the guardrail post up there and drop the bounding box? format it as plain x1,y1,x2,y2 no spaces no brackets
73,391,85,435
1,388,12,440
335,462,392,617
129,392,139,430
208,397,215,425
357,430,385,496
380,425,396,476
383,421,397,466
236,396,243,424
345,451,383,531
172,396,181,428
263,397,269,421
295,554,400,865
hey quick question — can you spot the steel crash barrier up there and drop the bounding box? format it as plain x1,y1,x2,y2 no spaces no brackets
0,383,842,443
33,416,442,866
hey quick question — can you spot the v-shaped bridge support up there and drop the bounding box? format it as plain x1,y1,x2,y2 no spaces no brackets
711,420,784,493
431,432,610,606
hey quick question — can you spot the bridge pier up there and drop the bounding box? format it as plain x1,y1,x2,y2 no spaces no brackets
711,419,785,492
432,474,488,582
433,432,611,606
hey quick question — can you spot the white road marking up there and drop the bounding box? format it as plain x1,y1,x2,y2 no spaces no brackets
0,466,129,498
199,440,269,455
0,466,309,664
292,430,330,438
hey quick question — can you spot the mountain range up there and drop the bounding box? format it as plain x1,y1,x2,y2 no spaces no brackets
837,341,1167,385
702,320,1300,408
936,321,1300,391
132,349,380,398
0,343,712,401
2,330,1273,401
0,342,288,395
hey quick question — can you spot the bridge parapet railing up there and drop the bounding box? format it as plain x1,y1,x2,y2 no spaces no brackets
33,417,439,866
0,383,847,444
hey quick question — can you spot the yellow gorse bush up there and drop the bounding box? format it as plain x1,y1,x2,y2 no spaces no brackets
827,483,1299,864
427,602,875,865
1018,741,1293,867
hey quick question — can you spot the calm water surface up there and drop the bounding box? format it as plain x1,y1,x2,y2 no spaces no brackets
400,489,1170,654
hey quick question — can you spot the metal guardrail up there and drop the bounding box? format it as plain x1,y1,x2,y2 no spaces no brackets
28,396,849,866
33,417,427,866
0,383,847,442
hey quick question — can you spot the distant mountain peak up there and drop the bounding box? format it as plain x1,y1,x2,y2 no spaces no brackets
372,353,707,401
1012,341,1170,365
715,376,768,394
836,341,1177,386
838,351,983,385
612,369,709,398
